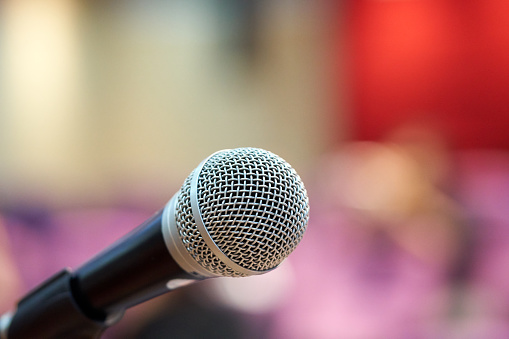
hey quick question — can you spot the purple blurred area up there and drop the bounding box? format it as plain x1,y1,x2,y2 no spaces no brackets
269,145,509,339
1,0,509,338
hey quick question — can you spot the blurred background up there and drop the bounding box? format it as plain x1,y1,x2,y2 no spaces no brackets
1,0,509,338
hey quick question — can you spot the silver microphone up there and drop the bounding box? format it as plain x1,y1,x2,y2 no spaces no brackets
2,147,309,339
163,147,310,278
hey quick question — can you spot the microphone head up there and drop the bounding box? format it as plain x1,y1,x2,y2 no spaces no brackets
163,148,309,278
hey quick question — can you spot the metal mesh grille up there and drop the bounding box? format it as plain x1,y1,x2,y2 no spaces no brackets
175,148,309,277
174,170,244,277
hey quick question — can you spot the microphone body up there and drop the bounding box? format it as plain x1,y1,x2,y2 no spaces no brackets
73,209,197,319
2,209,198,339
0,148,309,339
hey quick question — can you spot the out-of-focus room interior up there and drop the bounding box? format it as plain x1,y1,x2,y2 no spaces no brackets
1,0,509,338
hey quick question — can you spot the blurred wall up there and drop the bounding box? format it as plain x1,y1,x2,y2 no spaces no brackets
344,0,509,149
0,0,336,208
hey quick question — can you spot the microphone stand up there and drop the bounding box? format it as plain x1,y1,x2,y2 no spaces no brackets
1,268,122,339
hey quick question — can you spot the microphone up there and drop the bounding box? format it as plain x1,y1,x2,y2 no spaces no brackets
1,147,309,339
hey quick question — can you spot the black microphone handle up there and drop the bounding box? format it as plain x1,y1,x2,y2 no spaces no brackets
2,209,199,339
73,209,198,319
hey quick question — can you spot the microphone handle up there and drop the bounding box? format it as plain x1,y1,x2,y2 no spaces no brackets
2,209,198,339
74,209,198,317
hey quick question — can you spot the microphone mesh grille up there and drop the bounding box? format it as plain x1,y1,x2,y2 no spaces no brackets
175,171,240,277
175,148,309,277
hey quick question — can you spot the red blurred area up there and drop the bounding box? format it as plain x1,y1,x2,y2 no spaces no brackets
343,0,509,149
